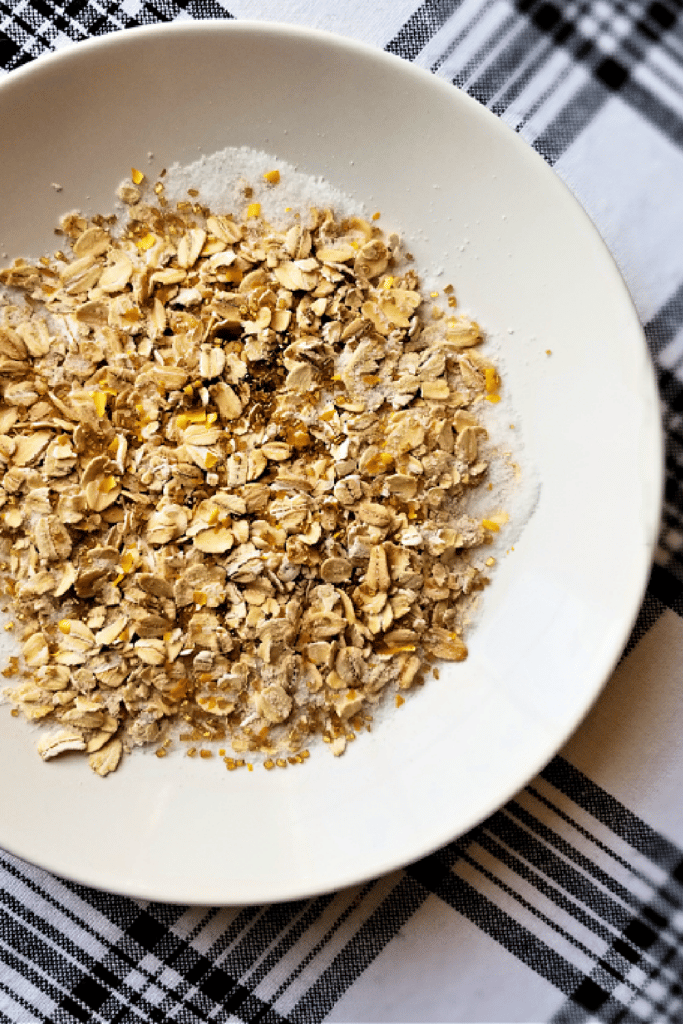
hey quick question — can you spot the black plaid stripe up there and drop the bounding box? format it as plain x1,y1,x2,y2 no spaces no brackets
542,757,682,869
284,873,436,1024
385,0,460,61
1,881,277,1023
640,267,683,577
81,903,284,1023
1,864,395,1023
655,365,683,578
647,281,683,361
412,853,587,996
9,752,683,1024
386,0,683,166
0,983,49,1024
239,894,337,1002
0,0,233,74
454,763,683,1023
1,872,188,1023
620,563,683,658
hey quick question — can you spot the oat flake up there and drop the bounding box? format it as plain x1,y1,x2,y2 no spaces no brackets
0,148,531,775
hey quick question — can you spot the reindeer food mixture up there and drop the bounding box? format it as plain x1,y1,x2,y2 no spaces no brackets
0,156,510,776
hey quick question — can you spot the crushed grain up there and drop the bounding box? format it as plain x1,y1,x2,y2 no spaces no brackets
0,163,510,775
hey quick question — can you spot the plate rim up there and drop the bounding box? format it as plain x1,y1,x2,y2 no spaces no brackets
0,19,664,903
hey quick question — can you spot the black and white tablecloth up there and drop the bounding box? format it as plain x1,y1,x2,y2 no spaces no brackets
2,2,683,1022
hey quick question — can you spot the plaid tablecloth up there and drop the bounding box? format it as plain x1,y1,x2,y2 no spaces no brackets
1,2,683,1022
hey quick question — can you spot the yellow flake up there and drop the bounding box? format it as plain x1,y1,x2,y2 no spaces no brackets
484,367,499,393
131,168,145,185
481,519,500,532
92,391,108,417
136,233,156,251
247,203,261,219
263,169,280,184
120,549,137,573
99,475,118,493
58,620,71,635
382,276,394,290
364,450,394,474
204,452,218,470
380,644,416,656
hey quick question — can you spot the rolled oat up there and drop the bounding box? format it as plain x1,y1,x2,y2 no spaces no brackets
0,163,507,774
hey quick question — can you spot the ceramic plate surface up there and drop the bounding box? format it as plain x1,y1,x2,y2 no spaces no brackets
0,22,662,903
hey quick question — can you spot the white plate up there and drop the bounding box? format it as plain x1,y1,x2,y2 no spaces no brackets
0,22,662,904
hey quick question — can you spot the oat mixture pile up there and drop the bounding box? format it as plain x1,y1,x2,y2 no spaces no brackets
0,168,505,775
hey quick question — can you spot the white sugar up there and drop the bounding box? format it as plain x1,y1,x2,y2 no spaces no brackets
164,146,366,228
